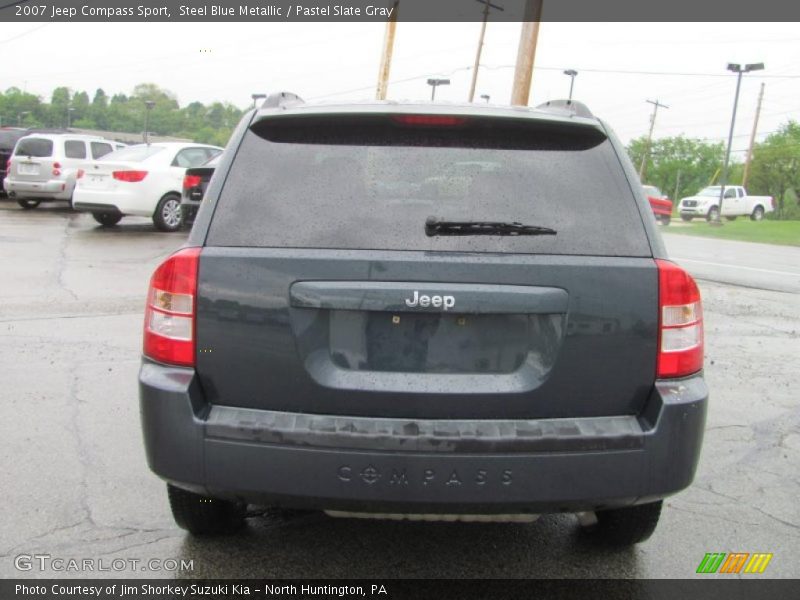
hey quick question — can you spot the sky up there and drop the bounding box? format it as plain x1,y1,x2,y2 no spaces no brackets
1,21,799,155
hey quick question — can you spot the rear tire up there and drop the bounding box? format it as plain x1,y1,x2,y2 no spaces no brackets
17,198,41,209
92,212,122,227
153,194,182,232
661,216,671,226
680,215,693,222
582,500,662,546
706,206,720,222
750,206,765,221
167,484,245,536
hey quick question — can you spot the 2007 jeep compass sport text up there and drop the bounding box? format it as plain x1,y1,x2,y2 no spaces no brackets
139,95,707,545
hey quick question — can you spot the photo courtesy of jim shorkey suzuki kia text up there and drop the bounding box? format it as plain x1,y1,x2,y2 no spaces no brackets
14,583,388,596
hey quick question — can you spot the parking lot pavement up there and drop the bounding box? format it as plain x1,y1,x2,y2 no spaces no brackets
1,202,798,579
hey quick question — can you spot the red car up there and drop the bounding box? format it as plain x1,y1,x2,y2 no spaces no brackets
643,185,673,225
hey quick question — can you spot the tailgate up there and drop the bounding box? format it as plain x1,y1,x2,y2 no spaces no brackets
195,249,657,420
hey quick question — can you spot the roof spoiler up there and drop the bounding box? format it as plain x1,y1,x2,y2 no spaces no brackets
261,91,305,110
535,99,594,119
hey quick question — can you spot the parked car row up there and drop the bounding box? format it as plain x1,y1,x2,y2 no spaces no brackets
2,128,222,232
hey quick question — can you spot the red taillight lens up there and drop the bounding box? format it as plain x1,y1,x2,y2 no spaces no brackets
656,259,704,378
143,247,201,367
391,115,468,127
183,174,202,190
113,170,148,182
53,162,62,169
76,169,85,179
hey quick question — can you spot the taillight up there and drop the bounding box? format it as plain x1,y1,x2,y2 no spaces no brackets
143,247,201,367
183,174,202,190
53,161,61,176
391,115,468,127
656,259,703,378
76,169,85,179
113,170,148,182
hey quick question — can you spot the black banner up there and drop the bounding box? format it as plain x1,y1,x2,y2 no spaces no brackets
2,0,800,22
3,579,800,600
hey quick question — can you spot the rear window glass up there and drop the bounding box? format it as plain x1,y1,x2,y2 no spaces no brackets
207,116,651,257
0,130,25,150
91,142,113,159
15,138,53,158
64,140,87,159
102,145,164,162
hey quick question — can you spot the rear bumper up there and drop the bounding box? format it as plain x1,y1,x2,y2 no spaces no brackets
139,361,707,513
72,188,154,217
4,177,72,200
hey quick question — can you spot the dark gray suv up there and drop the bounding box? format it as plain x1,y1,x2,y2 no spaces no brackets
139,94,707,545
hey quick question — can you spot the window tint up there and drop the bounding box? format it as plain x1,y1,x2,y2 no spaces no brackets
173,147,215,168
208,117,651,257
15,138,53,157
0,130,26,150
64,140,87,159
91,142,113,159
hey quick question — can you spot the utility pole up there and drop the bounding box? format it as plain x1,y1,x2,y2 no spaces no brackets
510,0,544,106
468,0,504,102
673,169,682,203
638,99,669,181
375,1,400,100
741,82,765,188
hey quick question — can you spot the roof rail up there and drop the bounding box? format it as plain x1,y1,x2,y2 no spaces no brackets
261,91,304,110
535,99,594,119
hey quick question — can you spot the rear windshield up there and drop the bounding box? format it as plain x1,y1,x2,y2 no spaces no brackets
102,145,164,162
0,130,25,150
15,138,53,158
207,115,651,257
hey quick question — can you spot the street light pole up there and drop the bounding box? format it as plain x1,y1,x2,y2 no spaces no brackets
143,101,155,144
427,78,450,101
563,69,577,102
712,62,764,225
66,107,75,129
480,94,491,103
468,0,504,102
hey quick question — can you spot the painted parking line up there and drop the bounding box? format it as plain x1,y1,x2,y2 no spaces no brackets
671,257,800,278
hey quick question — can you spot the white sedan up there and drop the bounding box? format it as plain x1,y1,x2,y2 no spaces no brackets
72,142,223,231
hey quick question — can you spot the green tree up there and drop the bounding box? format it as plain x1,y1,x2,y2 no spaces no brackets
747,121,800,220
627,135,725,200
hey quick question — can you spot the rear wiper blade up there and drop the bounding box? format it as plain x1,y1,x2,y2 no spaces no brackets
425,217,557,237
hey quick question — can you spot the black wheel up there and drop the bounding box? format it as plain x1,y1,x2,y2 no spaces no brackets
92,212,122,227
167,484,245,535
706,206,720,222
17,198,41,209
661,216,671,226
750,206,765,221
680,215,693,222
725,216,737,221
153,194,183,232
582,500,662,546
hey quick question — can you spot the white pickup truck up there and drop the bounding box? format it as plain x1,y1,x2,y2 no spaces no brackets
677,186,774,222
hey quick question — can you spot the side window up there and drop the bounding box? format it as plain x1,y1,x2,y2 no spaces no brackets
91,142,113,159
173,147,214,168
205,148,222,162
738,188,745,198
64,140,87,159
724,188,736,199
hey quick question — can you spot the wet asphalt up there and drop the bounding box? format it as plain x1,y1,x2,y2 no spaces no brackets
0,202,797,579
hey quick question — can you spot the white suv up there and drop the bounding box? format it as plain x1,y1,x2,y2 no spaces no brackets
3,134,124,209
